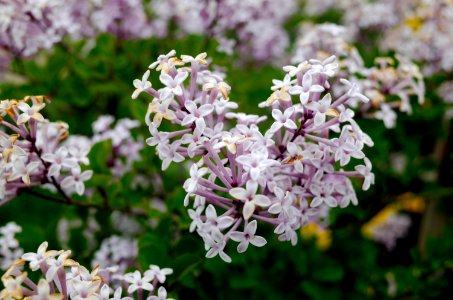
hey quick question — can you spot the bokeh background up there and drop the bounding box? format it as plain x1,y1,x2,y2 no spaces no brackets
1,0,453,299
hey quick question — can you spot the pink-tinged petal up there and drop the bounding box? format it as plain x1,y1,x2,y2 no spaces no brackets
219,251,232,263
268,203,281,214
47,165,61,177
41,153,56,163
254,195,271,207
45,267,57,282
310,84,325,93
314,112,326,127
269,122,283,133
198,104,214,116
229,232,244,242
320,93,332,106
61,177,74,189
132,89,141,99
32,113,44,122
175,71,188,84
271,109,283,120
75,182,85,195
250,167,260,181
205,204,217,219
310,197,323,208
251,236,267,247
205,248,217,259
246,220,258,235
17,102,30,112
185,101,197,113
181,115,196,126
284,119,297,130
17,114,30,125
229,187,247,201
299,92,309,104
325,196,338,207
195,118,206,132
159,73,173,86
173,86,183,96
217,216,235,229
243,201,255,220
237,241,249,253
288,85,303,94
80,170,93,181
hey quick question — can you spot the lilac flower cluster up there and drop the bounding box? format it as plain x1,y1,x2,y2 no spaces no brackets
132,51,375,262
72,0,156,39
0,96,92,204
304,0,453,75
0,0,79,58
0,222,23,271
92,235,138,280
381,0,453,74
150,0,297,61
292,23,425,128
91,115,144,178
0,242,173,299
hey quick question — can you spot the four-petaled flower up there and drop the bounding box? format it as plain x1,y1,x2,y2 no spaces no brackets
132,70,152,99
229,181,271,220
229,220,267,253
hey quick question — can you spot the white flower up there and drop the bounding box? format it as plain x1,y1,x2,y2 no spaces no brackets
42,147,78,177
269,107,297,132
144,265,173,284
16,102,45,124
229,220,267,253
236,148,279,181
181,100,214,133
305,93,334,127
229,181,271,220
22,242,60,271
289,72,325,104
61,169,93,196
8,160,40,185
159,71,188,96
132,70,152,99
124,271,154,294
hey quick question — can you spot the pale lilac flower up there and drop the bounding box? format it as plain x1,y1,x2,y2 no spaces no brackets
132,70,152,99
229,220,267,253
229,181,271,220
124,271,154,294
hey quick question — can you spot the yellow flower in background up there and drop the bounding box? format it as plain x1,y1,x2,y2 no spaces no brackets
405,17,424,31
300,223,332,251
362,206,398,239
396,193,425,213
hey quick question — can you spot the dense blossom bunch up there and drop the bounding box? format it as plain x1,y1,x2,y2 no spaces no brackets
0,222,23,271
72,0,155,39
92,235,138,278
0,96,92,204
0,0,79,59
150,0,297,61
292,23,425,128
132,51,375,262
304,0,413,33
0,242,173,299
91,115,144,178
381,0,453,74
304,0,453,75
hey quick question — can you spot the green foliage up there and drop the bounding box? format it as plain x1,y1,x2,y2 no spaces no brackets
1,28,453,300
